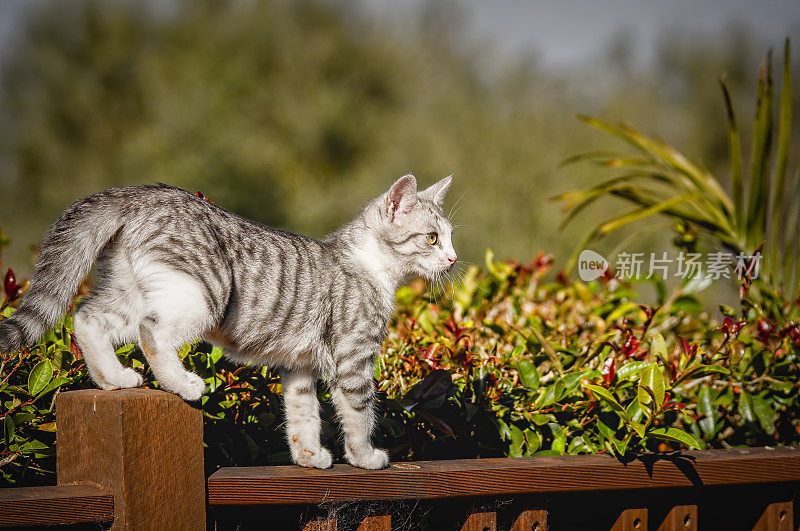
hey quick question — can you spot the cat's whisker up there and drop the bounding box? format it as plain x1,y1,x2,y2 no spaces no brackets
448,189,468,222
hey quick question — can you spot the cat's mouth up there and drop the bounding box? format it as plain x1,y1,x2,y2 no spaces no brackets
434,263,455,276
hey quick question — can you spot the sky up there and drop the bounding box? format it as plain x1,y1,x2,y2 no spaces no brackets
360,0,800,70
464,0,800,67
1,0,798,68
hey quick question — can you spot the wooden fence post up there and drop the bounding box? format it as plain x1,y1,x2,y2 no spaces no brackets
752,501,793,531
512,509,548,530
611,508,647,531
55,389,205,530
657,505,697,530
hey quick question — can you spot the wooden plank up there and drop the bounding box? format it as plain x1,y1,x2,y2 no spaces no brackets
611,508,647,531
357,515,391,530
56,389,205,530
657,505,697,530
304,518,336,530
461,511,496,531
0,484,113,528
512,509,548,530
208,447,800,505
752,501,793,531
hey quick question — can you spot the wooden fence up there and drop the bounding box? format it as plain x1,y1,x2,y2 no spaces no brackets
1,389,799,530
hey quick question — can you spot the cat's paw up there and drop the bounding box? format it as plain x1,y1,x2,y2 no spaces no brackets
168,372,207,401
346,446,389,470
98,367,143,390
293,446,333,469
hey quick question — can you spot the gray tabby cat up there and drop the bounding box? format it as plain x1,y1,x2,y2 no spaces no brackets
0,174,455,469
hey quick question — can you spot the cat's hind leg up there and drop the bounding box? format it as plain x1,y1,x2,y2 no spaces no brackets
74,299,142,391
281,368,333,469
137,270,214,401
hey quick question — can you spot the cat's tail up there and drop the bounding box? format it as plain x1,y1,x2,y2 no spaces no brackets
0,193,124,352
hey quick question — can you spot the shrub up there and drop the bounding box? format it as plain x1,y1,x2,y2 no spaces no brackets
2,251,799,486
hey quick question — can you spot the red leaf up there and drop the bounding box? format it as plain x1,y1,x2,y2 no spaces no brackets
679,337,690,355
601,356,616,386
620,331,641,358
68,333,83,360
417,410,455,437
720,316,747,336
4,268,16,296
409,369,452,401
757,319,774,344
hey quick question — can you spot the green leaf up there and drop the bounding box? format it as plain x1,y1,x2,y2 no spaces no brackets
37,377,71,401
697,385,717,437
650,333,668,362
616,361,650,381
638,384,658,417
739,390,756,423
523,428,541,455
626,398,644,423
698,418,716,437
485,249,513,280
531,413,554,426
607,302,644,323
4,415,15,444
20,439,50,452
567,435,591,455
716,386,735,408
561,370,590,393
209,346,224,365
746,52,774,248
697,385,714,419
671,294,703,313
672,364,730,387
720,77,744,231
28,359,53,396
538,380,566,407
630,421,646,438
516,359,540,390
597,418,615,440
550,423,567,454
508,424,525,457
610,435,629,456
774,39,792,205
584,383,627,419
639,363,665,409
495,418,511,441
752,395,775,435
647,427,703,449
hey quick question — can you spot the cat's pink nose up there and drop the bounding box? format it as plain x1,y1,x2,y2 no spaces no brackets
447,256,457,264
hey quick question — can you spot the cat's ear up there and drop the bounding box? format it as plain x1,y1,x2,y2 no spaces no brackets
418,175,452,207
386,174,418,221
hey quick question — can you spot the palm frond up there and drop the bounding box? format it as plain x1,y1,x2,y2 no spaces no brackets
560,41,798,303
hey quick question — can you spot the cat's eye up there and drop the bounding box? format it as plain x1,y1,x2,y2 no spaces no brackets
426,233,438,245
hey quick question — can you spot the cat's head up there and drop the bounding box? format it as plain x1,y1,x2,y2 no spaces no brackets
372,174,457,281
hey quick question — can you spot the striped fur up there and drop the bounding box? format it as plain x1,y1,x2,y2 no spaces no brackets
0,175,456,469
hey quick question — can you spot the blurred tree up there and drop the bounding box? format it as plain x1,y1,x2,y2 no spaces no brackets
0,0,792,287
0,0,572,269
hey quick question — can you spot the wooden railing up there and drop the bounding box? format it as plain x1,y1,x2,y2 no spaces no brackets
0,485,112,528
1,389,799,530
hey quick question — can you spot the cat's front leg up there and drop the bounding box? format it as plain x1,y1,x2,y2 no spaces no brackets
281,369,333,469
330,349,389,470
